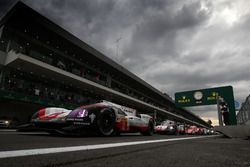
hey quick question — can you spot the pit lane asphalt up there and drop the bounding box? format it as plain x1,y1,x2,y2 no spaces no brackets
0,130,250,167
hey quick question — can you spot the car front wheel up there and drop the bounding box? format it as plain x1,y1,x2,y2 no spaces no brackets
97,108,116,136
141,120,154,136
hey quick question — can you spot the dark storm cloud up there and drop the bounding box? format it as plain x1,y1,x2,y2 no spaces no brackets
116,1,211,75
134,1,209,40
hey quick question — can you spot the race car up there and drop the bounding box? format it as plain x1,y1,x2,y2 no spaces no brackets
65,100,154,136
196,127,205,135
176,124,185,135
185,125,199,135
25,101,154,136
0,117,19,128
154,120,177,135
0,118,13,128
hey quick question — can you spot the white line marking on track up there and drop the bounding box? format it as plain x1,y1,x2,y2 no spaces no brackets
0,132,49,135
0,135,220,159
0,129,17,132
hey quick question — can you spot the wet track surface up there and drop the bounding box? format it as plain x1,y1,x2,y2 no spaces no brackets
0,130,250,167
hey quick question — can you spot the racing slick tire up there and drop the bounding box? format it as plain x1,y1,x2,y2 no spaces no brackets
97,108,116,136
141,120,154,136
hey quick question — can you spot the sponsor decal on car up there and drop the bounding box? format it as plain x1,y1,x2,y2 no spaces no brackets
89,113,96,123
119,117,129,131
73,122,90,125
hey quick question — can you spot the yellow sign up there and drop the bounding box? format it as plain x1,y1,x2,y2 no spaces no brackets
207,91,218,101
178,96,191,103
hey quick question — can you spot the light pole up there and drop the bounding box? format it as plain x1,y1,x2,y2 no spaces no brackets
115,36,122,57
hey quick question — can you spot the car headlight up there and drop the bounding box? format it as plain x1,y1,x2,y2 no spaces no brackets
169,126,174,130
77,109,88,118
4,120,9,124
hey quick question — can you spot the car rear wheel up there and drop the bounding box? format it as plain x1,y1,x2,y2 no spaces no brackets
97,108,116,136
141,120,154,136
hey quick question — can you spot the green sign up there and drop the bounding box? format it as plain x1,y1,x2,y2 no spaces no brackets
175,86,236,125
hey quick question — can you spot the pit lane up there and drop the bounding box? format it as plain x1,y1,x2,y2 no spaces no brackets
0,130,249,167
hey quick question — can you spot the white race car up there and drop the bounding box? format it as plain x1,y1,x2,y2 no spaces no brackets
155,120,177,135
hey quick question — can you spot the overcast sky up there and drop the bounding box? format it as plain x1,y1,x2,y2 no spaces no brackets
1,0,250,125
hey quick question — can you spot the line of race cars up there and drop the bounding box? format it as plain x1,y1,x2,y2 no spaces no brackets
154,120,215,135
17,100,215,136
